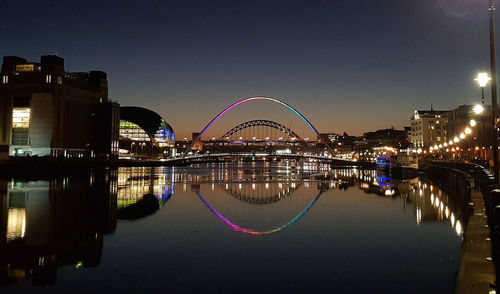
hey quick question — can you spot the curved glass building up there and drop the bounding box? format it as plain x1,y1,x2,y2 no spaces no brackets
119,107,175,152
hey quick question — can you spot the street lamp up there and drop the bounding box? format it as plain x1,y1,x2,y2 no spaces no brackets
472,103,486,161
474,72,491,104
488,1,499,183
473,103,485,115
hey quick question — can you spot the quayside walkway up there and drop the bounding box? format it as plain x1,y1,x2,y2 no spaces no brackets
426,162,496,293
455,188,495,294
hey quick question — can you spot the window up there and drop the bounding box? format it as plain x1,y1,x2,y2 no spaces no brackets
11,129,29,145
45,74,51,83
2,75,8,84
12,108,31,128
11,107,31,145
15,64,34,72
120,120,151,142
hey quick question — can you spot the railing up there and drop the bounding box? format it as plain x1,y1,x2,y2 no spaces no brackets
427,161,500,285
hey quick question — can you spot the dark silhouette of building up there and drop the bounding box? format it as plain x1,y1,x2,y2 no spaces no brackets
0,55,119,159
363,128,410,149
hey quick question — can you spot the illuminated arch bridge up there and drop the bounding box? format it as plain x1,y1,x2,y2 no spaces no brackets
182,96,334,158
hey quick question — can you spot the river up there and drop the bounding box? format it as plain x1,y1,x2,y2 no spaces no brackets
0,162,464,293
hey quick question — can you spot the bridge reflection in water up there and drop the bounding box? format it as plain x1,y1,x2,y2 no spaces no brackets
0,164,464,287
189,167,464,237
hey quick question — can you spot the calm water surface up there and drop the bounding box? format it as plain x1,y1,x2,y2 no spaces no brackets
0,162,464,293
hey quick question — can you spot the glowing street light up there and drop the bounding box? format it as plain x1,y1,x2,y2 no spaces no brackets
465,127,472,135
473,104,484,115
459,133,466,139
470,119,477,127
475,72,491,88
473,75,488,165
454,137,459,143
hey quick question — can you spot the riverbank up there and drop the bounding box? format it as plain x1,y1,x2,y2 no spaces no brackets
425,162,497,293
0,157,184,177
0,157,375,177
455,188,495,294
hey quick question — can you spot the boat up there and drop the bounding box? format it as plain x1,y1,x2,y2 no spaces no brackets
390,154,419,179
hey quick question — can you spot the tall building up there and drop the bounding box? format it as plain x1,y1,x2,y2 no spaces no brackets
410,108,448,148
0,55,119,159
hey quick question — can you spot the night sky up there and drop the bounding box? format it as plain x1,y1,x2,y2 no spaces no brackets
0,0,496,137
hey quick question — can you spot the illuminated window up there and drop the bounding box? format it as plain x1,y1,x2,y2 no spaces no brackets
15,64,34,72
12,108,31,128
2,75,8,84
7,208,26,241
119,120,151,142
45,74,51,83
11,108,30,145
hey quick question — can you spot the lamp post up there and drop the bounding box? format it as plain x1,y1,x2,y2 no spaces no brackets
489,1,499,183
474,73,489,163
474,73,491,104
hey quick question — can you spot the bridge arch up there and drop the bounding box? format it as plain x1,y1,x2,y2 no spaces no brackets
211,119,303,150
182,96,334,158
218,120,302,141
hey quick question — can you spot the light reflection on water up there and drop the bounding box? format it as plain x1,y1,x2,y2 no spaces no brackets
0,162,464,293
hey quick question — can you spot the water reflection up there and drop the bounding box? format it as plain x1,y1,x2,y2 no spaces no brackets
326,169,464,236
117,167,174,209
0,170,116,286
0,163,464,289
195,189,323,235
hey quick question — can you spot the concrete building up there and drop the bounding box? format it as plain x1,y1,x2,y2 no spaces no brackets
0,55,119,159
410,108,448,149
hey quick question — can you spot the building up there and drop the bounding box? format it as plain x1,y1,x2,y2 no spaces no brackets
362,128,410,149
119,106,175,158
0,55,119,159
447,105,477,140
410,108,448,149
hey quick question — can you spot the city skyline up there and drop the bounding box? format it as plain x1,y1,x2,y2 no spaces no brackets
1,0,496,138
